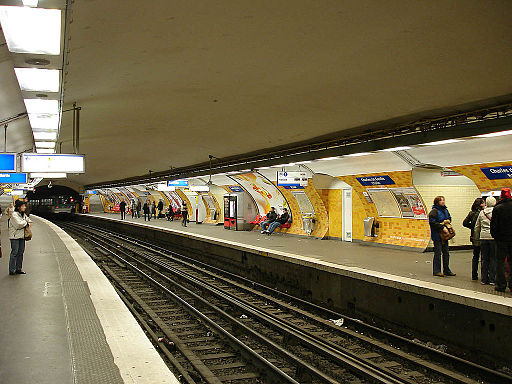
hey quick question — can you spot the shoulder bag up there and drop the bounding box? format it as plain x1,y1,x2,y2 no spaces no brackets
24,224,32,241
439,220,455,242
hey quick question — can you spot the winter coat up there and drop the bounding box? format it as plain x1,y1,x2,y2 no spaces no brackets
9,211,30,239
474,207,494,241
463,208,482,245
143,203,150,214
157,201,164,211
490,199,512,242
119,201,126,212
277,212,290,224
428,204,451,242
151,204,156,213
266,211,277,222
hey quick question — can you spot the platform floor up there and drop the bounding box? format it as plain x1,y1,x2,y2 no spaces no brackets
0,215,178,384
90,212,512,299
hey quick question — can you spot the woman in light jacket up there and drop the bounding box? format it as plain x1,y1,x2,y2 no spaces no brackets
8,200,31,275
474,196,497,285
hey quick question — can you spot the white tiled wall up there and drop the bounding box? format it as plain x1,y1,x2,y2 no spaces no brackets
416,185,481,246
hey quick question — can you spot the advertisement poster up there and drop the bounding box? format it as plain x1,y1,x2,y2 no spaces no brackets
230,173,288,215
367,189,401,218
402,189,427,219
390,189,415,218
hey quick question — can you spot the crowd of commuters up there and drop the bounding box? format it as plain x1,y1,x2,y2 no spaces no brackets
429,188,512,293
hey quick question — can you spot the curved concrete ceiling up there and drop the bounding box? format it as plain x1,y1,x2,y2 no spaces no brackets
60,0,512,186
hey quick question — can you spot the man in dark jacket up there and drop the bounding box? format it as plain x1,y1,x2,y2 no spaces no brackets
157,199,164,218
119,201,126,220
260,207,277,233
490,188,512,292
267,208,290,235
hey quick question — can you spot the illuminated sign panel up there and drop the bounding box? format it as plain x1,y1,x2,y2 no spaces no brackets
481,166,512,180
0,153,16,172
0,173,27,183
21,154,85,173
277,171,308,189
167,180,188,187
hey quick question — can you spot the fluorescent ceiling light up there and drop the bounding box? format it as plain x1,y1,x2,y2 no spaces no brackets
35,141,56,149
318,156,340,161
33,131,57,141
15,68,60,92
36,148,55,154
419,139,463,146
30,173,66,179
256,167,271,170
0,6,61,54
24,99,59,115
28,113,59,130
380,146,412,152
345,152,373,157
272,163,295,168
295,160,312,164
22,0,38,6
474,130,512,138
238,169,251,173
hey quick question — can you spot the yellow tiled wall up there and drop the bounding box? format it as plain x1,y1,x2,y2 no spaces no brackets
450,161,512,191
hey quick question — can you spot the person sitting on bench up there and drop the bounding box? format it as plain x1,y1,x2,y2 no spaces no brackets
266,208,290,235
260,207,277,233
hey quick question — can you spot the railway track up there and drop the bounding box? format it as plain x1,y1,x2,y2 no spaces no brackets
61,221,512,384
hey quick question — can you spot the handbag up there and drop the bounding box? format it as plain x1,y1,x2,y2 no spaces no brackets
24,225,32,241
439,220,455,242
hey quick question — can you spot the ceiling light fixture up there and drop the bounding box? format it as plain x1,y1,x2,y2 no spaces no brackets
318,156,340,161
33,131,57,141
28,114,59,130
15,68,60,92
24,99,59,114
295,160,312,164
22,0,38,6
344,152,373,157
380,146,412,152
419,139,463,146
474,130,512,138
36,148,55,154
0,6,61,54
35,141,56,149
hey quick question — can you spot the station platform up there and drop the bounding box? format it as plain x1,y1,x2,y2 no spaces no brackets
85,213,512,316
0,215,179,384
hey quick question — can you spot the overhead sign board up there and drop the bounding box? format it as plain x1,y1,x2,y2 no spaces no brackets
190,185,210,192
86,190,98,195
157,183,176,191
356,175,395,186
0,153,16,172
21,154,85,173
0,172,27,184
167,179,188,187
277,171,308,189
480,166,512,180
228,186,244,192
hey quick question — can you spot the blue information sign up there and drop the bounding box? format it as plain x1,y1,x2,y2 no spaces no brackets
282,185,304,190
356,175,395,186
228,186,244,192
0,153,16,172
167,180,188,187
0,173,27,184
86,190,98,194
480,166,512,180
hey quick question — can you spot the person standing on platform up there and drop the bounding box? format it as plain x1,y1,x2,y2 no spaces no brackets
136,199,142,218
166,204,175,221
131,199,136,218
463,197,485,280
266,208,290,235
157,199,164,218
490,188,512,293
428,196,456,277
181,202,188,227
260,207,277,234
8,200,31,275
151,201,157,219
119,200,126,220
475,196,497,285
143,201,151,221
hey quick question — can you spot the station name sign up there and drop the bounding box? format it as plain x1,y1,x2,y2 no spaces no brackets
228,186,244,192
356,175,395,186
0,153,16,172
480,166,512,180
21,154,85,173
277,171,308,189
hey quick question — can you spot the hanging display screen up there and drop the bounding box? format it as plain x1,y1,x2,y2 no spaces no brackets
0,153,16,172
21,154,85,173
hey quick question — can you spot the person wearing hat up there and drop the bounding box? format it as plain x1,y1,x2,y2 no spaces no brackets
8,199,32,275
490,188,512,292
